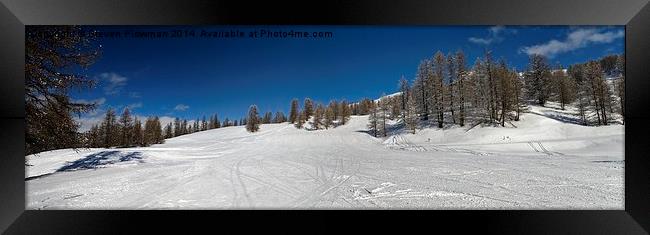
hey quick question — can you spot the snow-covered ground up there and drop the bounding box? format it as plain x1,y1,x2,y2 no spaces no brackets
26,104,624,209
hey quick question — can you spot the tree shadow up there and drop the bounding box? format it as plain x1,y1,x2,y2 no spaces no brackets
56,150,144,172
528,111,584,125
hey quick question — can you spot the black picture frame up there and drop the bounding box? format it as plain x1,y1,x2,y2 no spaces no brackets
1,0,649,234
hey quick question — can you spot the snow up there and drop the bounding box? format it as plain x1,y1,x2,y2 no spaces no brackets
26,104,623,209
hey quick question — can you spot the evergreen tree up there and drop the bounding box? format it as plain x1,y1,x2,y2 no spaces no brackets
273,111,286,123
173,117,181,137
101,108,119,148
303,98,314,120
214,114,221,128
119,108,133,147
246,105,260,132
289,99,300,123
262,111,273,124
524,54,552,106
295,112,305,129
201,116,208,131
132,117,143,146
164,122,173,139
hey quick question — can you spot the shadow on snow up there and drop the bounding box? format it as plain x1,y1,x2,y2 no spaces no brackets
56,150,145,172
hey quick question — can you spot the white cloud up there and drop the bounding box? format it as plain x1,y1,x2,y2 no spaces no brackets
520,28,624,58
127,102,143,110
99,72,128,95
468,25,516,45
174,104,190,111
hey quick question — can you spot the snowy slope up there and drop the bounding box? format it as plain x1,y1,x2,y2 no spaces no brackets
26,106,623,209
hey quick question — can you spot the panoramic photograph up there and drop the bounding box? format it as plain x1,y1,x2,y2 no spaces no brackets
25,25,625,209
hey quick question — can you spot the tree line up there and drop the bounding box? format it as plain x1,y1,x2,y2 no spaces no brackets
365,50,624,137
245,98,352,132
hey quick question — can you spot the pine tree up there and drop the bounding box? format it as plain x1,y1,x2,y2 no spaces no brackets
181,119,188,135
303,98,314,120
246,105,260,132
173,117,181,137
153,117,164,144
214,114,221,128
119,108,134,147
289,99,300,123
262,111,273,124
164,123,173,139
524,54,552,106
193,118,199,133
101,108,119,148
201,116,207,131
295,112,305,129
25,26,102,155
273,111,286,123
132,117,143,146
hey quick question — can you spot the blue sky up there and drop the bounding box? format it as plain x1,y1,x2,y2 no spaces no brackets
72,26,624,130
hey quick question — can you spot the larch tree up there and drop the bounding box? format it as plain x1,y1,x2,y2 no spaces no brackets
313,104,324,129
447,52,456,124
433,51,446,128
25,26,102,155
367,107,379,137
455,50,467,126
413,60,430,120
405,92,418,134
399,75,410,111
616,54,625,124
339,100,351,125
324,105,335,129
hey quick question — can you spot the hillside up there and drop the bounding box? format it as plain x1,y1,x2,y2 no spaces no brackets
26,104,623,209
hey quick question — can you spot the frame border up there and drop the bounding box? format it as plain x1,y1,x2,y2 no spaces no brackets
1,0,649,233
